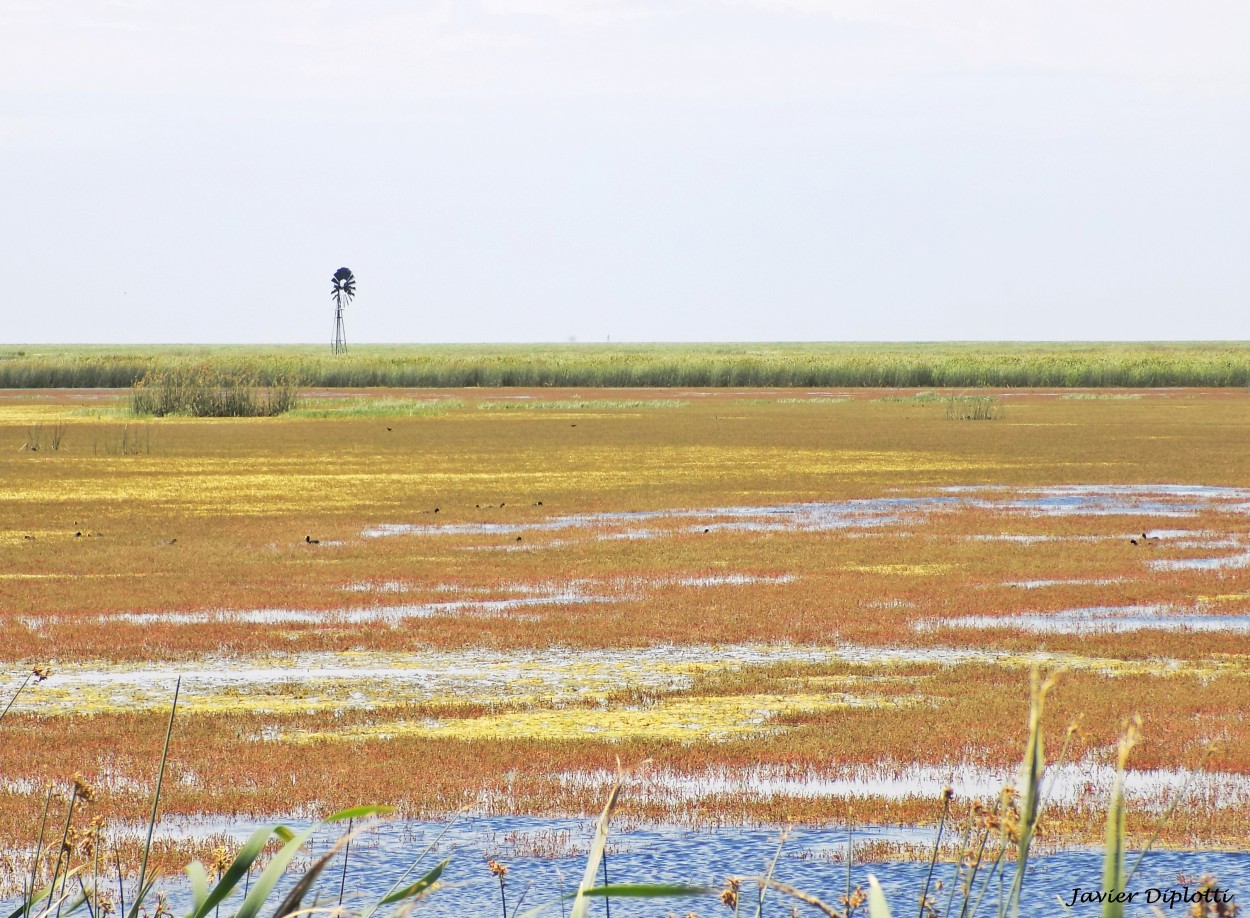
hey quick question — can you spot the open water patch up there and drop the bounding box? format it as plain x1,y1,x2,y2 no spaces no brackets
18,815,1244,918
925,604,1250,635
19,571,799,630
1149,549,1250,571
362,484,1250,547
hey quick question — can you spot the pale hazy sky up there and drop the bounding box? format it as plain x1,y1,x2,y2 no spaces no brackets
4,2,1249,343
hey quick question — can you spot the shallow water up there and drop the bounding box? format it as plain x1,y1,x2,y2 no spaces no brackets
553,762,1250,812
1150,549,1250,571
362,483,1250,545
928,605,1250,635
67,816,1249,918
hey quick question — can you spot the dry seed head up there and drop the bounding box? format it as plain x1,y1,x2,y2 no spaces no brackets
1117,714,1143,769
487,859,508,878
72,774,95,803
840,886,867,910
719,877,742,909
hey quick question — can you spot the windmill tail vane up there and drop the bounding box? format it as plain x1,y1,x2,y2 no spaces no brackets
331,267,354,355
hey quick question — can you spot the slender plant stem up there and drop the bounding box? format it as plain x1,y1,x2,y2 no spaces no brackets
966,845,1007,918
0,673,33,726
845,809,853,909
49,789,80,918
77,874,96,918
754,827,790,918
26,783,54,918
128,677,180,918
1125,746,1213,886
942,804,974,918
601,849,610,918
918,793,952,918
958,826,993,918
338,818,353,906
363,811,462,918
113,837,125,918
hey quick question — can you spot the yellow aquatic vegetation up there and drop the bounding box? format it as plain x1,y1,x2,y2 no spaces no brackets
841,563,954,576
0,646,851,716
0,446,1017,517
297,692,913,744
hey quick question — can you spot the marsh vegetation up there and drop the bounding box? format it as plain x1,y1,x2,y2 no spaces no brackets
3,342,1250,389
2,386,1248,911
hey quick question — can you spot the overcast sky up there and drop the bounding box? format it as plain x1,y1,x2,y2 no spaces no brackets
4,1,1249,343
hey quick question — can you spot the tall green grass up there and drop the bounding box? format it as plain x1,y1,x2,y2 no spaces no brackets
4,343,1250,389
130,365,299,417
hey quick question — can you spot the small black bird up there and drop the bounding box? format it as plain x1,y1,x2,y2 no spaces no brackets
516,536,523,542
433,507,440,513
1130,538,1139,546
305,535,319,544
74,531,82,538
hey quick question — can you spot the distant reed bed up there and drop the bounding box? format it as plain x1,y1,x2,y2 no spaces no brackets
3,343,1250,388
131,365,300,417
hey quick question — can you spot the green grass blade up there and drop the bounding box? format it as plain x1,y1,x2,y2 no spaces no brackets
867,875,893,918
324,805,393,824
576,884,710,898
270,839,347,918
568,773,623,918
1006,669,1059,918
187,825,275,918
8,882,50,918
184,862,209,916
360,812,462,918
377,859,449,906
232,826,319,918
1100,718,1140,918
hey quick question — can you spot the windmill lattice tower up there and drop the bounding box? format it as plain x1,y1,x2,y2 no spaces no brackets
330,267,355,355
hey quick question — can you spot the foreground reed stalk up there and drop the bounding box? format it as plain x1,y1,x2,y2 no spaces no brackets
128,677,180,918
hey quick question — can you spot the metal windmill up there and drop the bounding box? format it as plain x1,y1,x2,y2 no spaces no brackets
330,267,355,354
